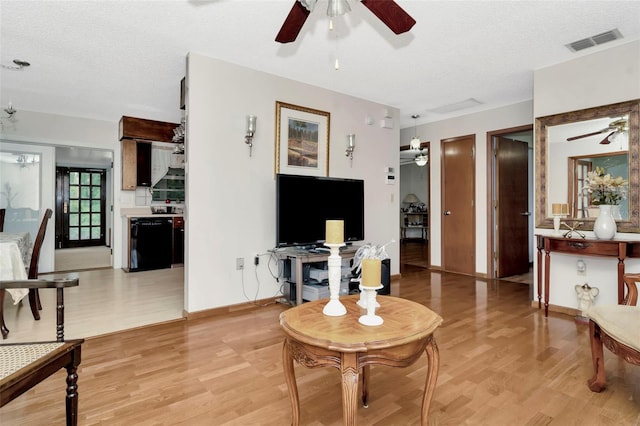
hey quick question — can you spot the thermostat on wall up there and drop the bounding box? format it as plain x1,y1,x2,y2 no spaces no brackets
385,167,395,184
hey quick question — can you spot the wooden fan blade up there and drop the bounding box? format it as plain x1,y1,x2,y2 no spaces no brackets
566,128,608,141
361,0,416,34
276,1,311,43
599,131,615,145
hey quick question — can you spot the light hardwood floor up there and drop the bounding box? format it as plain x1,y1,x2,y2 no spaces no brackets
2,267,184,343
1,268,639,425
54,246,112,272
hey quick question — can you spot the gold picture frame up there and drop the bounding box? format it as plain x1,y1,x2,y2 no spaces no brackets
275,101,330,177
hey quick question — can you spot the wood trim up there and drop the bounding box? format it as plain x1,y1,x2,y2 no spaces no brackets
530,300,578,317
485,124,533,279
185,297,282,320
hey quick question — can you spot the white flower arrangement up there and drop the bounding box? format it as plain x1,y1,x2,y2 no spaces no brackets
584,166,628,206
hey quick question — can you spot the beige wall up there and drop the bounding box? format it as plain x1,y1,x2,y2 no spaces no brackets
399,100,534,274
0,111,121,271
534,40,640,117
533,40,640,309
185,53,401,312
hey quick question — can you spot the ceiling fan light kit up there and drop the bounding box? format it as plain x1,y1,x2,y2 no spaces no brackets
566,117,629,145
276,0,416,43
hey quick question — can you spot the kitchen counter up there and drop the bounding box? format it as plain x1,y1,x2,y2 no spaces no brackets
120,207,184,218
122,213,183,218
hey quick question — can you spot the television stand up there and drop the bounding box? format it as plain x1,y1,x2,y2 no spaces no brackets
273,245,359,306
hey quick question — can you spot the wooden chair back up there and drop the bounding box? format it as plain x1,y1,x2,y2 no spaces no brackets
0,208,5,232
28,208,53,279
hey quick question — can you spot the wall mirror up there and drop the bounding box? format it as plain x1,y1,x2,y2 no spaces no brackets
535,99,639,232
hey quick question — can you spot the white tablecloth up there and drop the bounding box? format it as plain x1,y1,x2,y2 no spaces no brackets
0,232,31,304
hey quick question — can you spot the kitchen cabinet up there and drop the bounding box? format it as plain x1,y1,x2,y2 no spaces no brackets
173,216,184,265
119,116,178,143
121,140,152,190
119,115,179,190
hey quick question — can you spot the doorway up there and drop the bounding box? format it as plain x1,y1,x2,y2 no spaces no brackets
400,142,430,271
54,146,113,271
487,125,534,280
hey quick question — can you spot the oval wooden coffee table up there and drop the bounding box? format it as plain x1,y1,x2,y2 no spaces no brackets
280,295,443,425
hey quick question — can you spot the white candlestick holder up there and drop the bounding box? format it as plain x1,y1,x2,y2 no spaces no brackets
357,284,380,309
322,243,347,316
552,214,564,236
358,284,383,326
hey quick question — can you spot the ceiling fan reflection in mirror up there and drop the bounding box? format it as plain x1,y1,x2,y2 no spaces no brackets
566,117,629,145
276,0,416,43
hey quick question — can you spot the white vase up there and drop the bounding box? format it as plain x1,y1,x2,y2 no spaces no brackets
593,205,617,240
611,205,623,220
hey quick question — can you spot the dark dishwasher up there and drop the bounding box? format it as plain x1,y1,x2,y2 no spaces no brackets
130,217,173,272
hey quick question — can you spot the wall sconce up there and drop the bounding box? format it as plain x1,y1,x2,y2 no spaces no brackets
345,134,355,165
245,115,257,156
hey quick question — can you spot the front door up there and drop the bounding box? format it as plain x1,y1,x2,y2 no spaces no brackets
55,167,106,248
496,137,529,277
442,135,475,275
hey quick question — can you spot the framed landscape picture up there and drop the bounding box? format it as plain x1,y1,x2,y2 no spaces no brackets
275,101,330,177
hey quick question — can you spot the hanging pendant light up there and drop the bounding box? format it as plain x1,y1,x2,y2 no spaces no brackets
410,114,420,150
415,154,428,166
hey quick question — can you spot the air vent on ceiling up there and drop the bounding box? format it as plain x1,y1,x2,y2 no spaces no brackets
566,28,623,52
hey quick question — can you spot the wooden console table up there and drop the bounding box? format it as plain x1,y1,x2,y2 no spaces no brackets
280,295,443,425
535,235,640,316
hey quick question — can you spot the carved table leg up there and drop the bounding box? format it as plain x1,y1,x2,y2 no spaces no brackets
421,336,440,425
361,365,370,408
587,320,607,392
282,339,300,425
341,352,359,426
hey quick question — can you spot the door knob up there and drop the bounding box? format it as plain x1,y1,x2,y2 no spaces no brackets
520,212,531,216
443,210,451,216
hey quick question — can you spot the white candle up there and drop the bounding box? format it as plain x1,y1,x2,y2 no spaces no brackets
326,220,344,244
362,258,381,287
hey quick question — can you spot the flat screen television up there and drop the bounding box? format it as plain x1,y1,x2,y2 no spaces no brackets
276,174,364,248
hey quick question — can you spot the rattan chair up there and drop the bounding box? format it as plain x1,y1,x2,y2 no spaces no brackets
0,276,83,426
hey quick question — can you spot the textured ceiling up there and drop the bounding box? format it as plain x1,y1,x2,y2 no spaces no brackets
1,1,639,130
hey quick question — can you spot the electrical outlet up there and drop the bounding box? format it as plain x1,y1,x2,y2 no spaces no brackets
577,259,586,276
236,257,244,270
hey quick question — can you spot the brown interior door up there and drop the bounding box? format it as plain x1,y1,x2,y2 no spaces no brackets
496,137,529,277
442,135,475,275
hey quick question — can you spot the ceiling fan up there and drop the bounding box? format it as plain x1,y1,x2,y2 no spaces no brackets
566,118,628,145
276,0,416,43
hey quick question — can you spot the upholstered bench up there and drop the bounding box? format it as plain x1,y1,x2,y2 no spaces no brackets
587,273,640,392
0,277,83,426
